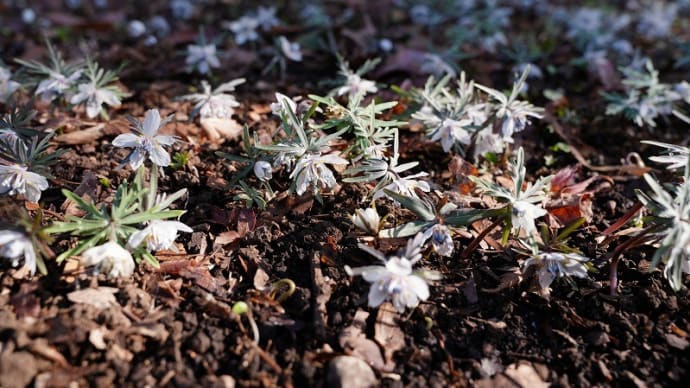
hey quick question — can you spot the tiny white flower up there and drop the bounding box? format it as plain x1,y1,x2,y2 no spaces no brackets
0,66,20,103
225,15,260,45
256,6,279,31
373,171,431,202
181,79,244,119
291,153,348,195
271,92,297,117
473,127,504,159
279,36,302,62
346,233,437,312
112,109,178,169
186,43,221,74
0,230,38,275
0,164,49,203
352,206,381,235
336,73,378,98
511,200,547,236
80,241,135,278
430,118,472,153
70,81,122,118
127,220,192,252
422,224,454,257
523,251,589,289
253,160,273,181
35,69,82,102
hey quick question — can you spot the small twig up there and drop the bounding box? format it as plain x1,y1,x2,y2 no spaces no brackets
461,218,503,259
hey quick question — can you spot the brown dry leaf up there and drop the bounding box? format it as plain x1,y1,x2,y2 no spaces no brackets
67,287,119,309
666,333,689,350
253,267,270,291
55,124,105,145
214,231,241,247
374,303,404,367
200,118,243,141
311,252,334,338
28,339,69,367
669,323,688,338
504,362,549,388
237,208,256,237
10,283,41,320
339,309,393,372
482,268,523,293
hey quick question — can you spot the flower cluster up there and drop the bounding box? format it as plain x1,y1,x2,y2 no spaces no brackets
604,60,688,128
16,43,127,119
413,67,542,159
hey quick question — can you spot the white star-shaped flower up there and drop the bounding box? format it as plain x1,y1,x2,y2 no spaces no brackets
112,109,178,169
511,200,547,236
524,251,589,289
0,164,49,203
291,153,348,195
186,43,221,74
35,69,82,102
0,230,38,275
225,15,259,45
422,224,454,257
70,81,122,118
127,220,192,252
346,233,438,312
80,241,135,278
336,74,378,98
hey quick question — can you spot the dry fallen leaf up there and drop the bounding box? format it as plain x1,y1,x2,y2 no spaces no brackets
67,287,119,309
374,303,404,366
200,118,243,141
504,362,549,388
339,309,394,372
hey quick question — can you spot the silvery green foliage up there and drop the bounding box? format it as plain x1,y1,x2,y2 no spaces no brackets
15,41,83,103
345,232,440,313
343,132,430,202
45,167,188,269
470,147,551,237
255,94,347,199
636,160,690,291
180,78,245,120
310,89,400,160
414,67,542,159
642,140,690,170
378,190,501,255
524,251,590,289
475,67,544,140
637,1,677,39
70,58,127,119
561,6,631,60
413,72,486,155
604,60,686,128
